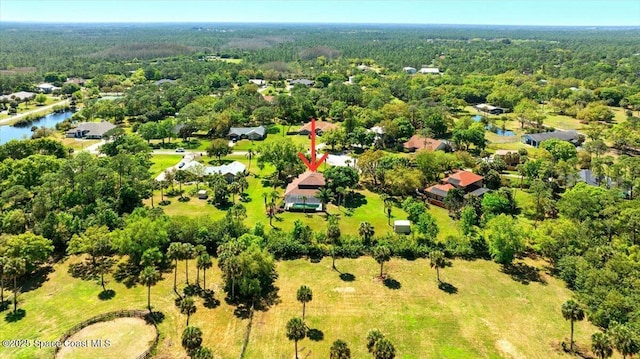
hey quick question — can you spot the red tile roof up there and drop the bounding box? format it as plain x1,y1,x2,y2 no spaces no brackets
285,171,325,196
299,121,338,133
443,170,483,188
403,135,443,151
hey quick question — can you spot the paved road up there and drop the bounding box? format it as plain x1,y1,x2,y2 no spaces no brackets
0,99,69,126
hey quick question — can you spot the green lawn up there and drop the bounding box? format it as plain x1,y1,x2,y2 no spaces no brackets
1,256,599,359
149,155,184,177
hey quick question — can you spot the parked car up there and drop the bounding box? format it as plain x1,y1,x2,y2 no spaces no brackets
176,148,185,153
178,162,185,168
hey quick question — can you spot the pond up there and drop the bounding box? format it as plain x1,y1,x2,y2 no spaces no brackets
0,110,73,144
473,115,515,136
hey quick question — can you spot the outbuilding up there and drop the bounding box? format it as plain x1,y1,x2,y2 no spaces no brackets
393,220,412,234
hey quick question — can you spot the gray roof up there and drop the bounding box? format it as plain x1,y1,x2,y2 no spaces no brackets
228,126,266,137
522,130,580,143
154,79,176,86
0,91,35,101
66,122,116,137
465,187,491,197
290,79,315,86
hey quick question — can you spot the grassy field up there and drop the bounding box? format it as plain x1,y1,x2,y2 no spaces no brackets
0,256,601,359
150,155,184,177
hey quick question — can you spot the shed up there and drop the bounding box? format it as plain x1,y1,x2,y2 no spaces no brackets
393,220,411,234
197,190,208,199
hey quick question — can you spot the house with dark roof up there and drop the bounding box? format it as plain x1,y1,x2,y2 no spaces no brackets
228,126,267,141
298,121,338,136
521,130,581,148
403,135,449,152
284,171,326,211
425,170,488,207
289,79,315,86
66,122,116,139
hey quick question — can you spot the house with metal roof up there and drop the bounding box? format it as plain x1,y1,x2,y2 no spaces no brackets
228,126,267,141
419,67,440,74
182,161,246,182
521,130,581,148
474,103,507,115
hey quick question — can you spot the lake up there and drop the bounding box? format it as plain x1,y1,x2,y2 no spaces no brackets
473,115,515,136
0,110,73,145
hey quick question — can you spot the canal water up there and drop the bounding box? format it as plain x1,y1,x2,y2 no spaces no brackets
0,110,73,145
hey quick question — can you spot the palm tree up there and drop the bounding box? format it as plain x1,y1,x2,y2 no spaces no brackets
0,256,7,308
139,266,161,312
366,329,385,353
609,322,639,359
246,148,254,171
197,253,213,290
191,346,213,359
429,250,446,283
561,299,585,352
316,187,333,211
194,245,206,286
373,337,396,359
182,243,196,285
373,245,391,278
330,339,351,359
167,242,184,293
301,195,307,215
591,332,613,359
5,257,26,314
180,296,197,326
286,317,307,359
358,222,375,245
296,285,313,320
181,326,203,355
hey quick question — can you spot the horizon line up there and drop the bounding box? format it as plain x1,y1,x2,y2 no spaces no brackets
2,21,640,29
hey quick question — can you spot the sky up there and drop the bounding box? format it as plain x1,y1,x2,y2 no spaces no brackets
1,0,639,26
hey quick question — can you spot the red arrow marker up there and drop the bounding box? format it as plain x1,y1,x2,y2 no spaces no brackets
297,118,328,172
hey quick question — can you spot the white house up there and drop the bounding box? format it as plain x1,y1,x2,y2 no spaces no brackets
419,67,440,74
402,67,417,74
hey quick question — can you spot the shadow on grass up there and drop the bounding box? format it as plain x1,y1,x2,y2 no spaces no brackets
22,265,54,294
383,277,401,290
233,303,253,319
307,328,324,341
438,282,458,294
5,308,26,323
345,193,367,209
113,261,140,288
501,262,547,285
144,311,165,325
339,273,355,282
98,289,116,300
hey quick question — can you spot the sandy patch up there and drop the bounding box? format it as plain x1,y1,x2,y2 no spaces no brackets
496,339,525,359
56,317,156,359
333,287,356,293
